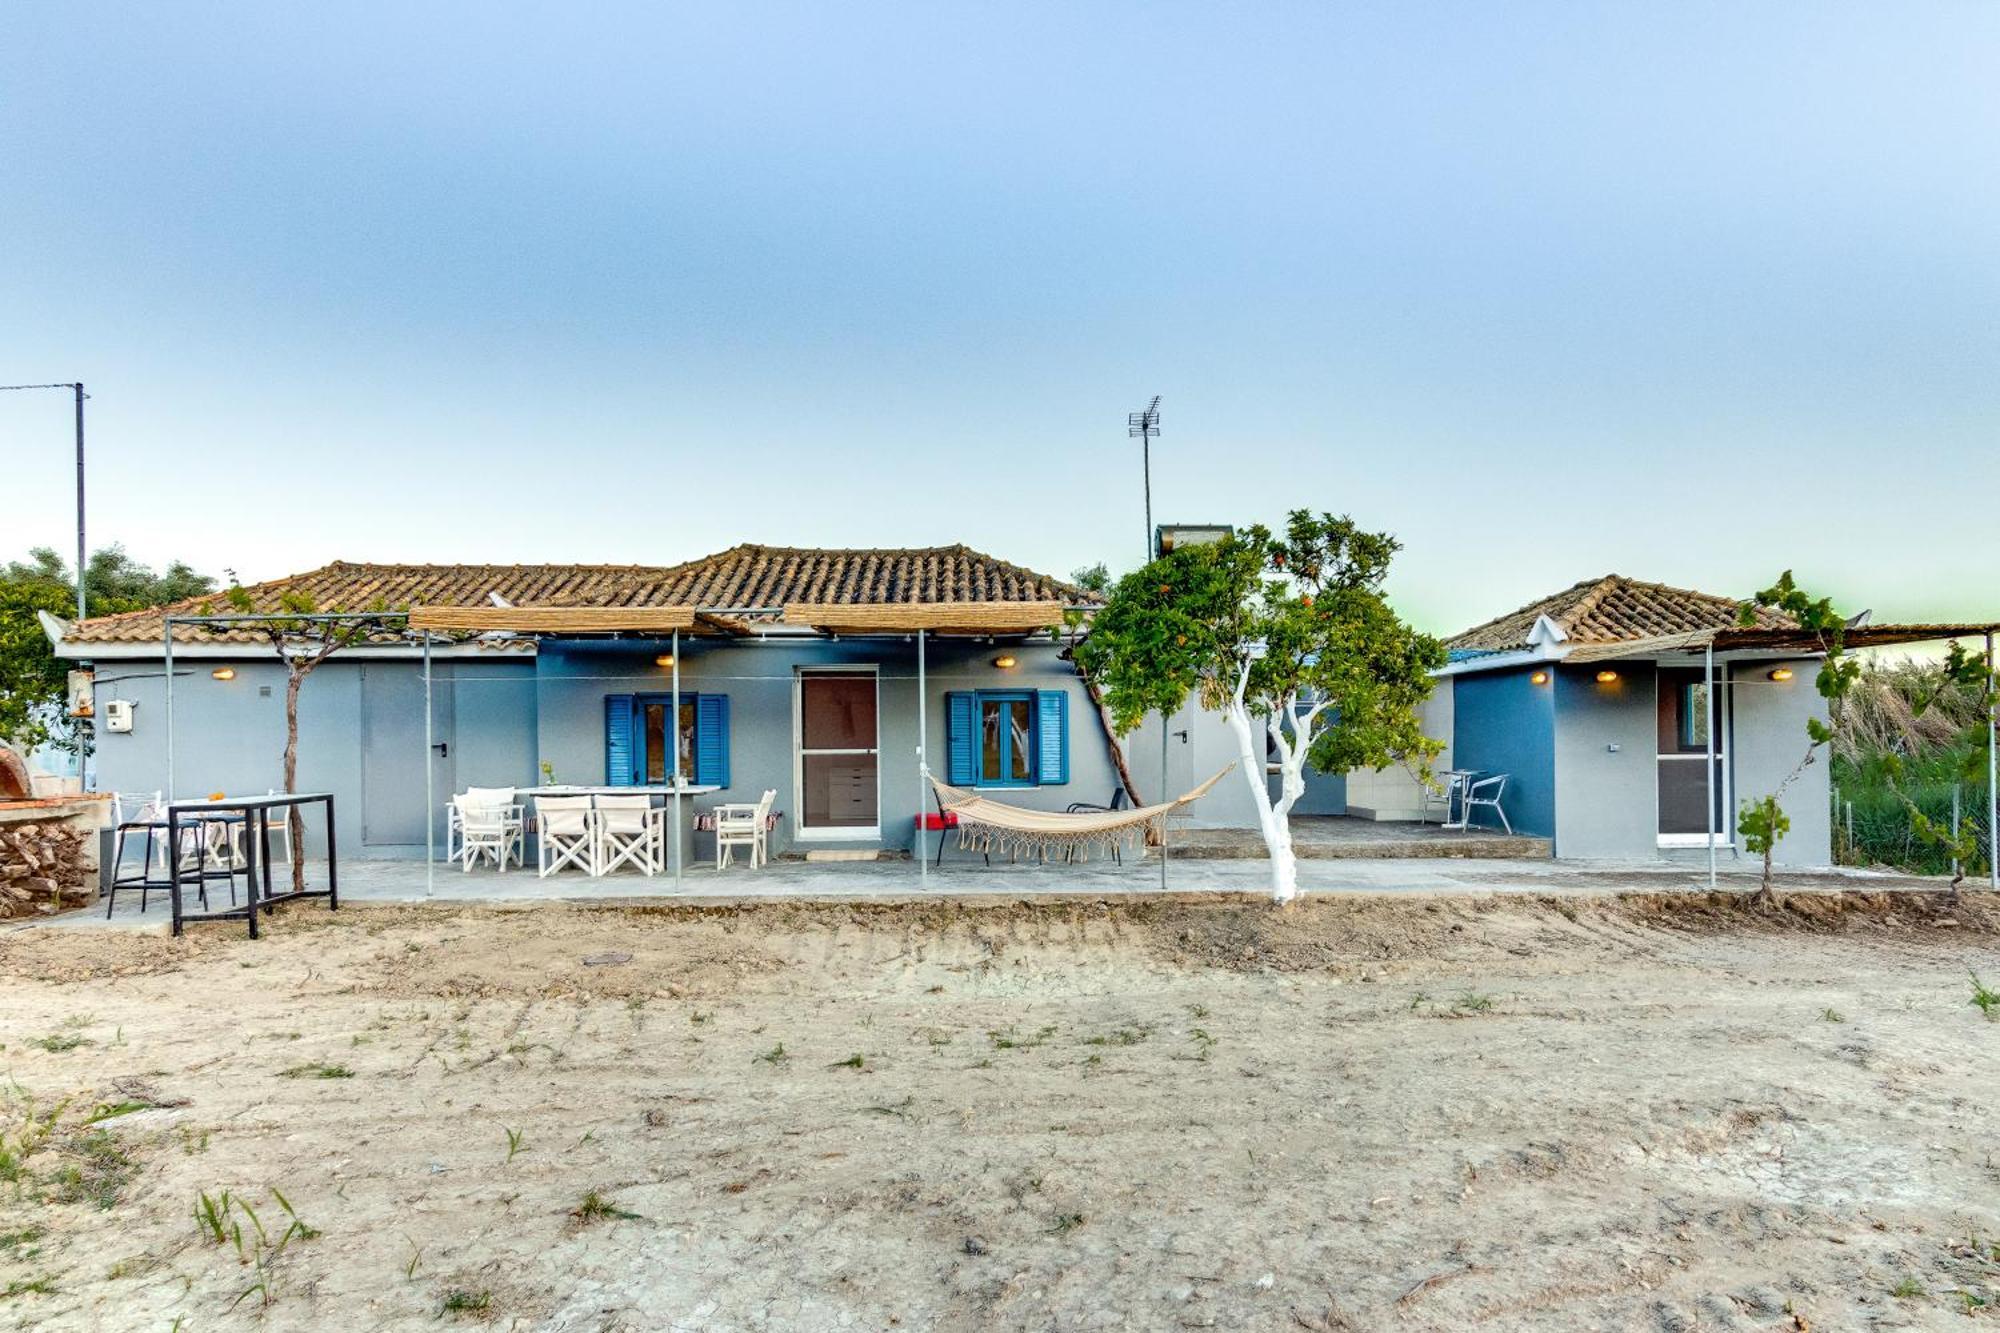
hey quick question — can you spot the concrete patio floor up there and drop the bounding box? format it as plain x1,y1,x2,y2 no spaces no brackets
45,845,1952,932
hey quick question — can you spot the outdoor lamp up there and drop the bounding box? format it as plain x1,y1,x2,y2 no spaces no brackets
1595,670,1619,684
992,654,1018,669
1530,671,1549,685
211,667,236,681
1769,667,1794,682
655,653,674,667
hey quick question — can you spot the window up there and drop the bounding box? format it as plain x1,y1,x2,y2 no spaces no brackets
605,693,730,787
1680,683,1710,750
945,689,1068,787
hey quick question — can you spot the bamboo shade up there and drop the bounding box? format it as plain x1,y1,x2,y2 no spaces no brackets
407,606,700,633
781,601,1070,633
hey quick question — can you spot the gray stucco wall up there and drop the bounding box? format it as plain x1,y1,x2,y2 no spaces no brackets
1450,666,1557,838
1727,658,1831,867
86,655,542,860
1121,695,1332,831
535,636,1124,857
1550,662,1660,858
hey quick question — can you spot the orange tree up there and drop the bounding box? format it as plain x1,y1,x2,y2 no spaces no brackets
1076,511,1444,903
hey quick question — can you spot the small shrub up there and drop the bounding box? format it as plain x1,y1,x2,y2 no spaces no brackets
1891,1277,1924,1299
571,1190,640,1225
1971,972,2000,1022
440,1288,492,1317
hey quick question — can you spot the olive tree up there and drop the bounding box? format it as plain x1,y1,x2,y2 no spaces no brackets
1076,512,1445,903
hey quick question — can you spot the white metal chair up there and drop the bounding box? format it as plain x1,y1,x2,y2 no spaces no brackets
447,787,523,868
454,793,524,872
1459,773,1512,834
110,791,166,878
595,794,665,876
713,789,777,869
535,795,598,877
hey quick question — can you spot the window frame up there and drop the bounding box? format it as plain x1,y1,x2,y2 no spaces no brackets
974,689,1039,789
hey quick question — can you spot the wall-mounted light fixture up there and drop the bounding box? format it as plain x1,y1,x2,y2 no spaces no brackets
211,667,236,681
1595,670,1619,684
1768,667,1793,682
655,653,674,668
992,654,1018,669
1530,671,1549,685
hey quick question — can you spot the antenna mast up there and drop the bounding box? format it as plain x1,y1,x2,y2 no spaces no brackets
1127,395,1162,561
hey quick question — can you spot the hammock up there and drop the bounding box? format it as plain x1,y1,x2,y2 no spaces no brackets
927,764,1236,863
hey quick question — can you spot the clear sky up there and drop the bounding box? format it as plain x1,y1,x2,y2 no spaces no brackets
2,3,1994,637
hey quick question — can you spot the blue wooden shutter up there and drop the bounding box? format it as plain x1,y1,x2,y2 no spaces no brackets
693,694,730,787
604,694,636,786
945,691,978,784
1035,690,1069,785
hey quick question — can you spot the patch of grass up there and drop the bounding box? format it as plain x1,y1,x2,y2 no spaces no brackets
1820,1007,1845,1024
48,1129,135,1210
571,1190,640,1225
0,1226,42,1259
1184,1028,1218,1062
690,1011,714,1025
0,1277,55,1299
503,1127,526,1163
1187,1004,1209,1019
105,1253,159,1280
83,1099,154,1125
277,1062,354,1080
829,1053,864,1069
28,1033,90,1054
1452,991,1494,1014
1891,1277,1925,1299
1408,991,1432,1011
1081,1028,1146,1048
439,1288,491,1317
988,1025,1057,1051
1971,972,2000,1021
756,1042,788,1065
1048,1212,1085,1235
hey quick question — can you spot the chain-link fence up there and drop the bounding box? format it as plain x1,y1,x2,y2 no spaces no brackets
1831,779,1995,878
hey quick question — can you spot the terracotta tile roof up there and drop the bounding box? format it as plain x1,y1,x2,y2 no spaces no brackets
1446,575,1796,653
65,544,1094,646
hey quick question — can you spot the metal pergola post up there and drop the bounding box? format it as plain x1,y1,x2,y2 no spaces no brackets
917,630,928,886
163,618,175,800
1987,630,1997,893
1159,707,1170,891
1705,643,1717,889
423,632,435,898
671,629,682,891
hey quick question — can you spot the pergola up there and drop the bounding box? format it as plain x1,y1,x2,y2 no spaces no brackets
1569,621,2000,889
402,600,1079,892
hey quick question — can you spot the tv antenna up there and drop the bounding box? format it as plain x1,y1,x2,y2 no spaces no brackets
1127,395,1161,561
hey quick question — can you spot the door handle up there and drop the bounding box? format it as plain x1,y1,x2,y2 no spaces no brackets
432,742,449,758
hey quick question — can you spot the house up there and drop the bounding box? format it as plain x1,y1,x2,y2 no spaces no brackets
47,544,1275,864
1420,574,1834,864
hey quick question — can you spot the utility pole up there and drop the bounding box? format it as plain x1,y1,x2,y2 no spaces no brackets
1128,395,1161,562
1,380,88,618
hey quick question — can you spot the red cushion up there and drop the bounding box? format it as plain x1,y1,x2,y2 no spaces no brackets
915,812,959,830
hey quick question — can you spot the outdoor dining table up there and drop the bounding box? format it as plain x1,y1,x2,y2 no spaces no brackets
106,806,249,917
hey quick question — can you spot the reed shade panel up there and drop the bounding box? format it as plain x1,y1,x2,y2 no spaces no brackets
407,606,700,633
780,601,1070,633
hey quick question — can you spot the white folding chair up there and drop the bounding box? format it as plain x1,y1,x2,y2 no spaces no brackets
595,795,665,877
1461,773,1512,834
447,787,523,868
454,793,523,872
713,788,777,869
535,795,597,877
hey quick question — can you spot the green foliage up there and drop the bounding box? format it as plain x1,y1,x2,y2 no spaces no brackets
1075,512,1445,779
1737,795,1791,861
0,545,214,754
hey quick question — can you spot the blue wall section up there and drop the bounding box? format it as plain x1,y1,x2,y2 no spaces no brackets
1448,667,1556,838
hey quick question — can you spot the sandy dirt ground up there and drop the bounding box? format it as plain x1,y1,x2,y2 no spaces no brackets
1,890,1998,1332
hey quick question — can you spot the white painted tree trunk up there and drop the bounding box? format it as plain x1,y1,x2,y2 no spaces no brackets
1220,680,1319,905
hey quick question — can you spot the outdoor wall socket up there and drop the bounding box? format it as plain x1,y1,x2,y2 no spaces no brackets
1605,743,1620,753
102,699,134,733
